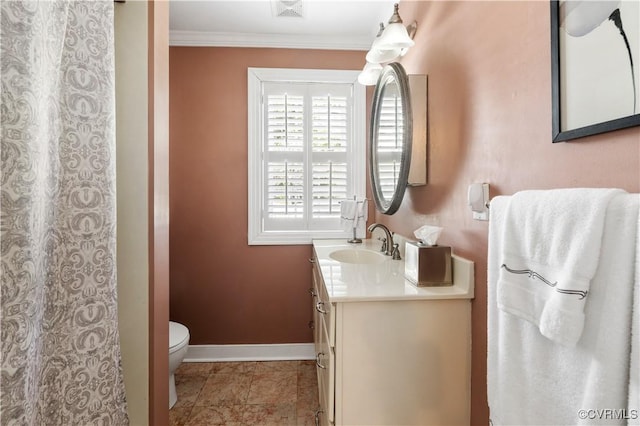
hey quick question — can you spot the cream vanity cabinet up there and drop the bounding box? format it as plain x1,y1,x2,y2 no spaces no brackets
310,255,335,426
310,239,474,426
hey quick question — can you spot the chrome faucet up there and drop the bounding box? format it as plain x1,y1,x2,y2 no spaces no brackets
367,223,400,259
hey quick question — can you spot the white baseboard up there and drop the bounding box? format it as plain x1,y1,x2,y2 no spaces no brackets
184,343,315,363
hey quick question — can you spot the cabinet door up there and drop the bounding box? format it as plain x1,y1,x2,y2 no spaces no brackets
311,260,322,355
316,314,335,425
311,253,335,424
335,300,471,425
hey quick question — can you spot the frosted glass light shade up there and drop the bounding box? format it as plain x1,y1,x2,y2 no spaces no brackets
365,46,401,63
366,23,402,63
377,22,415,50
357,62,382,86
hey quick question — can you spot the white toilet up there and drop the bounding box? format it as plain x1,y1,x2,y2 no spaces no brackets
169,321,190,409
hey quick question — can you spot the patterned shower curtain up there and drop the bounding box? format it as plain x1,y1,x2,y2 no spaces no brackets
1,1,129,424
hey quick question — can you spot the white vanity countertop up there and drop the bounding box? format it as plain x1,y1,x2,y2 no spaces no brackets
312,239,475,303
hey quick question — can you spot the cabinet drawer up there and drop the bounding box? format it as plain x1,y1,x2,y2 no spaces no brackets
310,271,321,355
316,316,335,424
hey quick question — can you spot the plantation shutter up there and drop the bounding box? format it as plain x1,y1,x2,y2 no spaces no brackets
265,91,305,225
263,82,353,232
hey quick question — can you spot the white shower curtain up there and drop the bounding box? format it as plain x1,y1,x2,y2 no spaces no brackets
1,1,128,424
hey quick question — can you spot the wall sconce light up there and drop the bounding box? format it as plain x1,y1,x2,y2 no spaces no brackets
357,61,383,85
358,3,417,86
366,23,402,64
377,3,415,50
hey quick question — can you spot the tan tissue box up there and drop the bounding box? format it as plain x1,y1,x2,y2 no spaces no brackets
404,242,453,286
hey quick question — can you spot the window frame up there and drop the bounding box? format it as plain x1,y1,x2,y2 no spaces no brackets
248,67,366,245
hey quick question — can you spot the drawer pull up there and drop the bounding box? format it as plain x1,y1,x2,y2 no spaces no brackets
316,352,326,369
315,301,327,315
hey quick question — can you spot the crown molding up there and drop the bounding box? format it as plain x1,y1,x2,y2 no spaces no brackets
169,30,371,51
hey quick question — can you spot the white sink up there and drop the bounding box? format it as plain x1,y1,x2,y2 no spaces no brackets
329,248,387,264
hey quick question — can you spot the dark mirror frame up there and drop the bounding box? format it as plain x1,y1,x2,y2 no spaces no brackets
369,62,413,215
551,0,640,143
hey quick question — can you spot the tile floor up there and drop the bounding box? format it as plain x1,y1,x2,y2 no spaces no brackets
170,361,319,425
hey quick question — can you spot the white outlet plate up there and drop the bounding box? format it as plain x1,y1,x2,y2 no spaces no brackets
469,183,490,221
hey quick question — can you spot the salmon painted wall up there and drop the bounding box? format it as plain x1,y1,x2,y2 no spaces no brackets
380,1,639,424
169,48,366,345
170,2,639,424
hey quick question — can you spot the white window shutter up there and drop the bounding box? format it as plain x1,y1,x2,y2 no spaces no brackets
266,161,305,218
248,68,365,245
312,95,348,152
267,94,304,152
312,161,348,217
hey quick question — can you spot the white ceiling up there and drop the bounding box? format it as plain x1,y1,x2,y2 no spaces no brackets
169,0,397,50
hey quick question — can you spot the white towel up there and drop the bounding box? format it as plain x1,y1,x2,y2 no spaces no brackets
340,200,358,227
488,193,639,426
629,208,640,424
340,199,368,238
497,188,624,346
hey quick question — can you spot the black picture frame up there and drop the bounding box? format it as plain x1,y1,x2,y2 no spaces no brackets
550,0,640,143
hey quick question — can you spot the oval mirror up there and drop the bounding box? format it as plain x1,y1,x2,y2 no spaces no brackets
369,62,412,215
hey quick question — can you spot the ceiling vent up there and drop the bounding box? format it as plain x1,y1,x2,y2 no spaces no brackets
271,0,305,18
